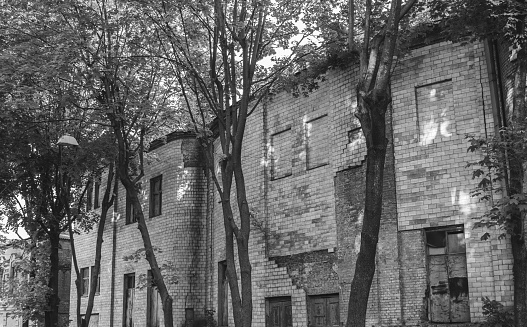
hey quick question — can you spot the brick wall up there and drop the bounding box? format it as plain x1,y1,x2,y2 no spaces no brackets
391,41,514,323
209,40,514,327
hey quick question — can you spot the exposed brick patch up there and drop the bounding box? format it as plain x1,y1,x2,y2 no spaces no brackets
270,250,339,294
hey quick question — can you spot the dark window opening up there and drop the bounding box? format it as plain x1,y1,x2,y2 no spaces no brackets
308,294,339,327
126,193,136,224
147,271,161,327
123,273,135,327
426,226,469,323
86,182,93,211
218,261,228,327
266,297,292,327
94,181,100,209
81,267,89,296
149,175,162,217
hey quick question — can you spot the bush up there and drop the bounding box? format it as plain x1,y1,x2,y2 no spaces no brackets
480,297,514,327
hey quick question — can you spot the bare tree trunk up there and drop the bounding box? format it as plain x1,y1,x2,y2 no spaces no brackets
346,90,389,327
46,229,61,327
84,163,116,327
68,218,82,327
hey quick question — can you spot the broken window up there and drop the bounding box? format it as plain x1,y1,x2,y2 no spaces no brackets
426,226,470,323
266,297,292,327
123,273,135,327
218,261,229,327
308,294,339,327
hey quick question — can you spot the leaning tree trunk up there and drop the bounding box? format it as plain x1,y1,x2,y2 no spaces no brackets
346,88,390,327
84,164,116,327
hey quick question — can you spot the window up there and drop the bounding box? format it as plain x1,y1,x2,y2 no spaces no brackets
271,129,292,180
91,266,101,295
81,266,100,296
416,80,455,146
81,267,90,296
94,181,100,209
266,297,292,327
126,193,136,224
218,261,228,327
426,226,469,323
149,175,162,217
305,115,329,170
86,182,93,211
147,271,161,327
123,273,135,327
308,294,339,327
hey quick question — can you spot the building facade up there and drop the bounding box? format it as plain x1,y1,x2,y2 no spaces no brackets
71,39,515,327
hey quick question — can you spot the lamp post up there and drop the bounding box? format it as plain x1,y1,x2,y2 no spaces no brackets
46,134,78,327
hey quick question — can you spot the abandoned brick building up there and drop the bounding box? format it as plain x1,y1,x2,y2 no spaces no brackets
70,39,516,327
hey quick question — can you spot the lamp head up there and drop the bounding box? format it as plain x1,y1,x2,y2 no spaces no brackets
57,135,79,146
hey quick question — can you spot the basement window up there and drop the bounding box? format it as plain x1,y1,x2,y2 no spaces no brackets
426,226,470,323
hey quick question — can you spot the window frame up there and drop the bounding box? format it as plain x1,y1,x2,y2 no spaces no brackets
123,273,136,327
86,182,93,211
93,180,100,209
126,193,137,225
81,267,90,296
425,225,470,323
149,175,163,218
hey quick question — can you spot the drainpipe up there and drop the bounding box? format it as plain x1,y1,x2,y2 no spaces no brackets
110,192,118,327
483,39,505,135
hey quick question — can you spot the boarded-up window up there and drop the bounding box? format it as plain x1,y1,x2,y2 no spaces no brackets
308,294,339,327
306,115,329,170
271,129,292,180
218,261,229,327
426,227,469,323
267,297,292,327
147,271,161,327
416,80,455,146
123,273,135,327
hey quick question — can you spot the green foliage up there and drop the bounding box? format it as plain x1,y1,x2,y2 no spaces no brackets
466,123,527,240
480,297,514,327
0,240,52,323
429,0,527,53
122,247,178,289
